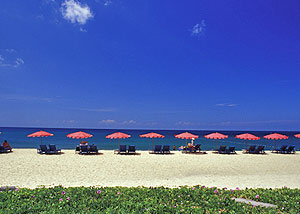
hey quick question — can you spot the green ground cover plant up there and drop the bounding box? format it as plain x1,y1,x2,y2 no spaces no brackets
0,186,299,213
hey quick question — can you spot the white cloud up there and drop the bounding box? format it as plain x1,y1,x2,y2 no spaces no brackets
79,27,87,32
0,94,53,103
104,0,112,6
216,103,238,107
5,49,16,53
99,119,116,124
62,119,77,124
61,0,93,25
15,58,24,67
175,121,193,126
0,49,25,68
75,107,115,112
123,120,136,124
99,119,137,126
191,20,206,37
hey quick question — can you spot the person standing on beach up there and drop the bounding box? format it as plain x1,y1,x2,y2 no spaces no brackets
191,138,195,147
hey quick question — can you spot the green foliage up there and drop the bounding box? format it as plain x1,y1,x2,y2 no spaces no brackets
0,185,299,213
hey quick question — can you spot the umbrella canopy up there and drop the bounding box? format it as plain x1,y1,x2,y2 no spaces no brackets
27,131,54,144
140,132,165,151
264,133,288,140
235,133,260,149
106,132,131,147
175,132,199,139
204,132,228,150
264,133,288,150
106,132,131,139
295,134,300,138
67,131,93,139
175,132,199,152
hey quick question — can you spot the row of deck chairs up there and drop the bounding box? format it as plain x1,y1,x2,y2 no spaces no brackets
273,145,295,154
0,145,12,153
115,145,136,155
152,145,171,154
78,145,99,155
245,145,265,154
218,145,236,154
37,144,61,154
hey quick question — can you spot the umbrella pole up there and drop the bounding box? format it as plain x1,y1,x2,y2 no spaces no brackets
118,138,120,148
152,138,154,151
246,140,248,150
215,139,217,151
274,139,276,150
41,137,42,145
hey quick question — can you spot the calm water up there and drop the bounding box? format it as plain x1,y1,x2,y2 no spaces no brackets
0,127,299,151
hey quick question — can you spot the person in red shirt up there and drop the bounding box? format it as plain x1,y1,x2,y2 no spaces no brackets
2,140,12,151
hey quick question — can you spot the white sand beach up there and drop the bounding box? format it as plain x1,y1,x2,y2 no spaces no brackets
1,149,300,189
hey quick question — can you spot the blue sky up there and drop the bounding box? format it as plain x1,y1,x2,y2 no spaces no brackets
0,0,300,131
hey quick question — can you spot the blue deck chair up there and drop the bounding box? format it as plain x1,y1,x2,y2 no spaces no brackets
227,146,236,154
162,145,170,154
218,145,227,154
286,145,295,154
89,145,98,154
255,145,265,154
49,144,61,154
0,145,11,153
80,145,89,155
275,145,287,154
128,145,136,154
37,144,50,154
248,145,256,154
119,145,127,154
154,145,162,154
194,144,201,153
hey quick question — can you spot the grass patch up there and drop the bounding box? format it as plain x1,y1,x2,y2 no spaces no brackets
0,186,299,213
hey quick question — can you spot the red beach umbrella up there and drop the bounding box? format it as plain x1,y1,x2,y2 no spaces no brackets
106,132,131,147
235,133,260,149
204,132,228,151
27,131,54,144
295,134,300,138
140,132,165,151
175,132,199,152
67,131,93,143
263,133,288,150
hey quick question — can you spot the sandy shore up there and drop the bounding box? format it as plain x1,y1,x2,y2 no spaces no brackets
1,149,300,189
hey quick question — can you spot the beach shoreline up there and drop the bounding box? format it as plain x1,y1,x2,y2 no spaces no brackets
2,149,300,189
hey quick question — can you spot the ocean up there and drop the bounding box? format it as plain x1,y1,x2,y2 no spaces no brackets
0,127,299,151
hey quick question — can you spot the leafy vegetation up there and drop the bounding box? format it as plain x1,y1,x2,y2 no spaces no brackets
0,186,299,213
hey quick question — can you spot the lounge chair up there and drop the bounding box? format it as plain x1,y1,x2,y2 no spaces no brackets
118,145,127,154
49,144,61,154
193,144,201,153
0,145,11,153
37,144,50,154
154,145,162,154
255,145,265,154
218,145,227,154
80,145,89,155
162,145,170,154
89,145,99,154
286,145,295,154
227,146,236,154
248,145,256,154
274,145,287,154
128,145,136,154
